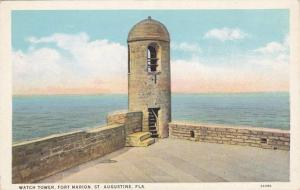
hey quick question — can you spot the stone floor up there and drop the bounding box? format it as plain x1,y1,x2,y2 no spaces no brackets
39,138,289,183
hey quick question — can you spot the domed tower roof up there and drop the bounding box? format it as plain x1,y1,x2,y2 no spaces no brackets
128,16,170,42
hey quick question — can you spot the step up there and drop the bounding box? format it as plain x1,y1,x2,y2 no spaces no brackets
126,136,155,147
126,132,151,142
139,138,155,147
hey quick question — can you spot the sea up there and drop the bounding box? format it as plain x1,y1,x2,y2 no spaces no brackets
13,92,289,143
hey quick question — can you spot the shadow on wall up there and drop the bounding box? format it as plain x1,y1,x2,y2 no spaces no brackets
12,111,143,183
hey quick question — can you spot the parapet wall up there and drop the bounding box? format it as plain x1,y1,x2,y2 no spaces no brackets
13,124,125,183
169,122,290,151
107,111,143,136
12,111,143,183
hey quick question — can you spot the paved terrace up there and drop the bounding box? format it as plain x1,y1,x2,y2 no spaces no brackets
40,139,289,183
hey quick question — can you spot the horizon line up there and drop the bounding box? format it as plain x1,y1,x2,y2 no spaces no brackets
13,90,289,97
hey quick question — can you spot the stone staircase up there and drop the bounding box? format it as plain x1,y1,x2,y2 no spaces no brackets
126,132,155,147
148,108,159,138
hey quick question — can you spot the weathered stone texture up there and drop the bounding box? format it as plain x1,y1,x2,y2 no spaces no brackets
169,122,290,151
107,111,143,136
127,17,170,42
13,110,144,183
128,17,171,138
12,124,126,183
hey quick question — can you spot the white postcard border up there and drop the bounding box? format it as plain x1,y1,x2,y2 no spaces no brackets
0,1,299,190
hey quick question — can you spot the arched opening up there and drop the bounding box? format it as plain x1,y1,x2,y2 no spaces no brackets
147,45,158,72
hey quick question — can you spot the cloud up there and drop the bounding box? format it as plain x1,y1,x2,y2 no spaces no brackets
204,27,249,42
13,32,128,95
171,52,289,93
170,35,288,93
171,42,202,54
13,32,289,94
252,35,289,67
253,42,286,54
27,33,90,50
253,35,289,55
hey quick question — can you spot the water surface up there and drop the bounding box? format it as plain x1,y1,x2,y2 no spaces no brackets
13,92,289,143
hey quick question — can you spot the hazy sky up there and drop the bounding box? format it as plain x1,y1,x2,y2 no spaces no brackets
12,10,289,94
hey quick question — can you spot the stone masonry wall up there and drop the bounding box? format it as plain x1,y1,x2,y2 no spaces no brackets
107,111,143,136
169,122,290,151
12,124,126,183
128,39,171,138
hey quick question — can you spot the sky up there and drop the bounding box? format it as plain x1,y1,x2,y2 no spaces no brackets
12,10,289,95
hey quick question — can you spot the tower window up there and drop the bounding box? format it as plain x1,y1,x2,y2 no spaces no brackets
147,45,158,72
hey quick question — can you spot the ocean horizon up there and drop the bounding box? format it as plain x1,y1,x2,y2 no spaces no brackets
13,92,290,143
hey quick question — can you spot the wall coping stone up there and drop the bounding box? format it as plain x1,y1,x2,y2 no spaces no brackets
13,124,124,147
87,124,124,133
170,121,289,134
107,110,142,116
107,110,129,115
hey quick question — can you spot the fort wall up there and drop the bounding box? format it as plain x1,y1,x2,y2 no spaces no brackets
12,111,143,183
169,122,290,151
12,113,290,183
107,111,143,136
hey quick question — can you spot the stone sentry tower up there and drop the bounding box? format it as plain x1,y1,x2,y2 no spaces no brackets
127,16,171,138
